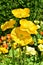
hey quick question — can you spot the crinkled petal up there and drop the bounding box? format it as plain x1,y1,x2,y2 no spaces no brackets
1,19,16,31
11,27,34,46
12,8,30,18
20,19,38,34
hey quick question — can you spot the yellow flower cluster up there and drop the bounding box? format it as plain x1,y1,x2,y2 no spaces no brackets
11,19,38,47
1,19,16,31
0,47,8,54
12,8,30,18
0,8,39,56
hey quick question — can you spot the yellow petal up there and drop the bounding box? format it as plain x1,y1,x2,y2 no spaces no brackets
38,44,43,51
1,19,16,31
13,43,18,49
0,47,8,53
26,46,37,55
38,39,43,44
12,8,30,18
20,19,38,34
11,27,34,46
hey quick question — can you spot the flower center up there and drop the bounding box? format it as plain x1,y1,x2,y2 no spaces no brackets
15,27,30,40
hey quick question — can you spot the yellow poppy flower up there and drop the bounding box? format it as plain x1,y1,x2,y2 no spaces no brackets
11,27,34,46
38,39,43,44
26,46,37,55
0,47,8,53
20,19,38,34
12,8,30,18
1,19,16,31
38,44,43,51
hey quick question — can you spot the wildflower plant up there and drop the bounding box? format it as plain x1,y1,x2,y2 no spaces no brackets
0,0,43,65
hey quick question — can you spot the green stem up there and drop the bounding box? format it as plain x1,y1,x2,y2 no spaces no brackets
33,56,35,65
39,59,41,65
39,62,41,65
18,47,22,65
12,47,15,65
23,46,26,65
